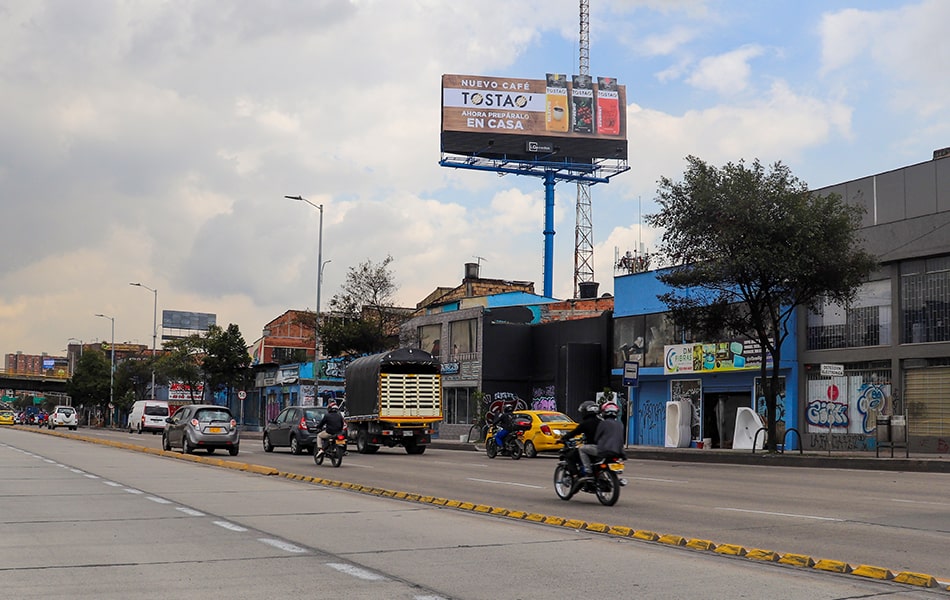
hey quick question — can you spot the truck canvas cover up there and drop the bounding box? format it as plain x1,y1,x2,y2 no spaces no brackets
345,348,442,419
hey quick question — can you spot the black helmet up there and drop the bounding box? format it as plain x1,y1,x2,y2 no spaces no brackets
503,404,514,414
601,401,619,419
327,402,338,413
578,400,599,418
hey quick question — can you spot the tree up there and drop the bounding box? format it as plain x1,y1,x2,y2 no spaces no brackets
158,335,205,403
320,255,405,356
66,349,112,414
202,324,251,401
114,353,157,409
647,156,877,452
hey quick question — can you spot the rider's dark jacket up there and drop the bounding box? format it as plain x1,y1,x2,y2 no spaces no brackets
317,411,345,435
593,418,626,457
562,413,600,444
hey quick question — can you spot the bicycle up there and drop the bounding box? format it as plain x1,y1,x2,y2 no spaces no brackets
467,422,488,452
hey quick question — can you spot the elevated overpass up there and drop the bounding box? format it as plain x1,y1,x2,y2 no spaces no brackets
0,370,68,395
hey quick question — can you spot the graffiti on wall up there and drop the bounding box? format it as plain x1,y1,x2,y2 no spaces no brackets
486,391,528,422
805,433,872,452
531,385,557,411
639,399,666,433
806,376,891,434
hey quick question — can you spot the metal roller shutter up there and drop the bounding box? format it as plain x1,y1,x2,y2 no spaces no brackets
904,367,950,436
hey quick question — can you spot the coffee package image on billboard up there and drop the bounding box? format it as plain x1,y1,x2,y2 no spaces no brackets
545,73,569,133
571,75,594,134
596,77,620,136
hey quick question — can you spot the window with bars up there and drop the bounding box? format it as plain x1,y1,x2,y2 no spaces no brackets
807,280,891,349
901,255,950,344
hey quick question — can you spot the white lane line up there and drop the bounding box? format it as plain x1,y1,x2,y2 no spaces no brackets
43,459,56,463
176,507,205,517
326,563,387,581
891,498,950,507
430,460,487,468
123,488,144,495
414,596,449,600
258,538,308,553
213,520,247,532
146,496,172,504
467,477,544,489
716,507,843,522
631,476,688,483
83,474,99,479
103,481,122,487
70,468,85,474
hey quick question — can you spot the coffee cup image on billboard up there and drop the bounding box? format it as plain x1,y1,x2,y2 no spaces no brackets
545,73,569,132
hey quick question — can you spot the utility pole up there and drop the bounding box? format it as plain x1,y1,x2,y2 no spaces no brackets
573,0,594,298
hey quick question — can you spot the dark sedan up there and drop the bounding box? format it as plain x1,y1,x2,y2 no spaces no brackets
262,406,327,455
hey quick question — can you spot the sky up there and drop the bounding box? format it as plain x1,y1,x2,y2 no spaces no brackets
2,0,949,358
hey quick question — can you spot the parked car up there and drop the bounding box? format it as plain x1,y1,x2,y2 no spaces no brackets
47,405,78,430
162,404,240,456
262,405,327,455
0,410,15,426
514,410,577,458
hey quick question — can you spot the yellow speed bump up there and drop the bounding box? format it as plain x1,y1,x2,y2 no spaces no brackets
814,559,852,574
852,565,893,580
893,572,938,588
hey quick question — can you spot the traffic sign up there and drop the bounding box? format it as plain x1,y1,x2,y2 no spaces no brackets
237,390,247,400
820,363,844,377
622,361,639,387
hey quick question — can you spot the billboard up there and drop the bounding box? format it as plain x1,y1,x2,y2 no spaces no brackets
441,73,627,162
162,310,216,331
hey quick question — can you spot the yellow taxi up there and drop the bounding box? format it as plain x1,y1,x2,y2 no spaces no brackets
0,410,15,426
514,410,577,458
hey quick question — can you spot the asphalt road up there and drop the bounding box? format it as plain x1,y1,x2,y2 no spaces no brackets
69,424,950,581
3,426,948,600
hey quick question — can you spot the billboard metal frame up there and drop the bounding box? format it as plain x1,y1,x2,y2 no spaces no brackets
439,152,628,298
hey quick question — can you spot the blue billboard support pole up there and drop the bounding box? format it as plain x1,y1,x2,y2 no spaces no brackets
543,170,556,297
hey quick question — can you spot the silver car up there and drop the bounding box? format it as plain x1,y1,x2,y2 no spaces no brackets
162,404,240,456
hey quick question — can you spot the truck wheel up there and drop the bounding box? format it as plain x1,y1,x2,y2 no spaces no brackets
404,439,426,455
356,430,379,454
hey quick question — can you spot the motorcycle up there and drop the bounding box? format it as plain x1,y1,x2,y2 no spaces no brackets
314,430,347,468
485,423,526,460
553,438,627,506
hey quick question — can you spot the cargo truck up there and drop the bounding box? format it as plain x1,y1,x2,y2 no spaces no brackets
344,348,442,455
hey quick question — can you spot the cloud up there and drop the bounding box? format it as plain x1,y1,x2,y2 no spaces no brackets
686,45,765,95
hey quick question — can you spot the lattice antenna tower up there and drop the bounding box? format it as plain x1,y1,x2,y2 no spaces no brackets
573,0,594,298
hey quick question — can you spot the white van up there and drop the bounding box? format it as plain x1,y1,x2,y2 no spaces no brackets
128,400,171,434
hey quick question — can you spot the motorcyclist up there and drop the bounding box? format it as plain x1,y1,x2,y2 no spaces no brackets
493,404,516,449
580,401,626,472
560,400,602,476
315,402,345,458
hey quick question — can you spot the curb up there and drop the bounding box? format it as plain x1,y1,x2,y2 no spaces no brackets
21,426,950,592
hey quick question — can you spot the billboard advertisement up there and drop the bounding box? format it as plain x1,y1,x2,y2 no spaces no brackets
162,310,216,331
441,73,627,162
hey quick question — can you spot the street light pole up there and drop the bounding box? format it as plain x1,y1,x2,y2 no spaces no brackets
285,194,324,406
94,314,115,426
130,282,158,400
67,337,83,377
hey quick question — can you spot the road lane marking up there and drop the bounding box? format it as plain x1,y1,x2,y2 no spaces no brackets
430,460,487,468
631,476,688,483
326,563,387,581
213,520,247,532
146,496,172,504
123,488,144,494
258,538,308,553
716,507,843,521
176,507,205,516
104,481,122,487
890,498,950,507
467,477,544,489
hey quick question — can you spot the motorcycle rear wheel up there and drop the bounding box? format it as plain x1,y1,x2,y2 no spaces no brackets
595,469,620,506
508,439,523,460
553,465,574,500
314,447,325,465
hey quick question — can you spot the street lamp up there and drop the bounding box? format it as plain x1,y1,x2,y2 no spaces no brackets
285,194,324,406
130,282,158,400
94,313,115,426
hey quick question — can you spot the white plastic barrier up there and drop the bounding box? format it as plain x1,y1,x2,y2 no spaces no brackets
732,407,765,450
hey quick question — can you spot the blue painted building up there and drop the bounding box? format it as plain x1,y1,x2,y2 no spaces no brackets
611,269,800,449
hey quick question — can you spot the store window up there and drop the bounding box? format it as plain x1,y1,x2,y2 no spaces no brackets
901,255,950,343
613,315,646,369
443,387,476,424
807,279,891,349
